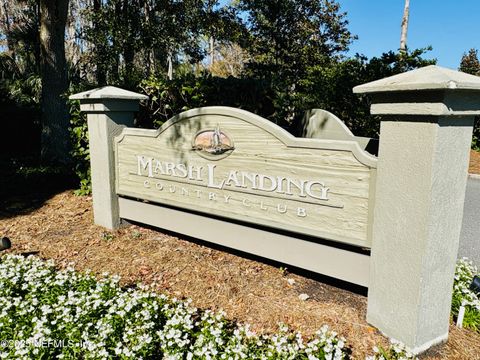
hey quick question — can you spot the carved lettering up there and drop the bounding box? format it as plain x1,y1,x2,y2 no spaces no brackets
137,156,153,177
188,165,204,181
258,175,276,192
240,172,257,189
242,198,251,207
154,160,165,175
305,181,329,200
165,162,176,176
225,170,241,187
207,164,225,189
297,207,307,217
135,156,331,203
176,164,188,178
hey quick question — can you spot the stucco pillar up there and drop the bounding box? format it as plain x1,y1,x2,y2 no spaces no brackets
354,65,480,353
69,86,147,229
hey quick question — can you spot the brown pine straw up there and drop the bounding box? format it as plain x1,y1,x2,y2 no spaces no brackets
1,190,479,359
470,149,480,175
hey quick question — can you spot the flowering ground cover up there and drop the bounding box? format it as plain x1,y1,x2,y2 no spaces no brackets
0,254,348,359
451,258,480,332
0,254,476,359
1,191,479,359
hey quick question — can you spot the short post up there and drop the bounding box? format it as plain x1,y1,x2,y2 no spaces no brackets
354,65,480,353
69,86,147,229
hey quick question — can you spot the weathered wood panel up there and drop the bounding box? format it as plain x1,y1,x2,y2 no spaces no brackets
115,107,377,247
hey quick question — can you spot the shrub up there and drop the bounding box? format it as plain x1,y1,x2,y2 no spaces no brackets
138,73,210,128
68,99,91,195
472,116,480,151
138,73,275,129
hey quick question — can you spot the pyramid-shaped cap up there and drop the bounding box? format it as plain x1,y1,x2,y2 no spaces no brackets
353,65,480,94
69,86,148,100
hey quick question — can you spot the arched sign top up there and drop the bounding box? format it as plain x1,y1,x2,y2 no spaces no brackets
116,106,377,168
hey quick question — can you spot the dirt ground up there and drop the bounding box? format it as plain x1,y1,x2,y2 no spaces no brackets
0,150,479,359
470,149,480,174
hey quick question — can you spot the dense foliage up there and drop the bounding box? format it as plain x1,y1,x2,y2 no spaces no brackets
459,49,480,76
473,118,480,151
70,46,436,193
139,73,274,127
69,99,90,195
9,0,480,194
237,0,354,123
458,49,480,150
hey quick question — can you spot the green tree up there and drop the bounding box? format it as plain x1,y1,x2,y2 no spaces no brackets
297,47,436,138
81,0,243,86
459,48,480,76
459,49,480,150
238,0,355,124
0,0,41,75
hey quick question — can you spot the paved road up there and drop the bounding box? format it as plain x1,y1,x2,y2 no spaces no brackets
458,175,480,267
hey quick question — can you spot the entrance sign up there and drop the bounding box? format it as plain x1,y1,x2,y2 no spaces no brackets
71,66,480,354
115,108,377,248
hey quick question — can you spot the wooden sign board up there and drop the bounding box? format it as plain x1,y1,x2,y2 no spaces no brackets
115,107,377,248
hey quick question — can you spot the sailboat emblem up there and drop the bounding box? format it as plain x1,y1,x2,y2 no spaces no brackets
192,125,235,159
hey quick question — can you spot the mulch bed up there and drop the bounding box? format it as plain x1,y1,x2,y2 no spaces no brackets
0,150,479,359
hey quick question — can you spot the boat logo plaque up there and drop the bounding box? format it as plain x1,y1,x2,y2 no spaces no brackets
192,125,234,160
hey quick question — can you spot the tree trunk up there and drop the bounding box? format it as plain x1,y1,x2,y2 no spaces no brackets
34,2,42,74
40,0,71,165
93,0,106,85
122,0,135,86
400,0,410,52
167,51,173,80
65,1,79,70
110,0,122,83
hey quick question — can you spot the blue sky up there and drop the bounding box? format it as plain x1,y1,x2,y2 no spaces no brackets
339,0,479,69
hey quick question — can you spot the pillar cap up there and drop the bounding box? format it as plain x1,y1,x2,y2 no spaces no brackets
353,65,480,94
353,66,480,116
70,86,148,113
69,86,148,101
